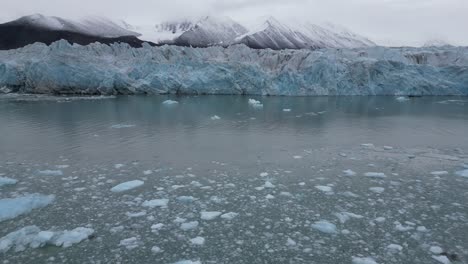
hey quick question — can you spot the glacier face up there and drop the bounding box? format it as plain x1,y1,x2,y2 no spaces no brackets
0,40,467,96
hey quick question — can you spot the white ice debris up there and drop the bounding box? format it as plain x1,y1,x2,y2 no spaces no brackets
248,99,263,108
0,177,17,187
387,244,403,253
334,212,364,223
361,143,375,148
110,124,135,129
430,246,444,254
264,181,275,188
190,236,205,246
151,223,164,231
0,194,55,222
394,222,414,231
114,164,125,169
260,172,269,177
110,180,144,192
177,196,195,203
266,194,275,199
286,238,297,246
173,261,201,264
431,171,449,176
162,100,179,105
293,155,303,159
210,115,221,120
181,221,199,231
455,169,468,177
125,211,147,218
364,172,386,178
142,199,169,208
311,220,337,234
283,109,291,112
119,237,140,250
143,170,153,175
0,225,94,253
352,256,378,264
369,187,385,194
151,246,162,253
343,169,356,176
374,217,386,223
396,96,410,102
201,211,222,220
432,255,451,264
38,170,63,176
221,212,239,220
315,185,333,193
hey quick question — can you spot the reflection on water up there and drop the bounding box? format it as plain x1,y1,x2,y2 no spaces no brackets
0,95,467,264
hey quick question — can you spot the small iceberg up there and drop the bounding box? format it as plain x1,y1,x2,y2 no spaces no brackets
396,96,410,102
110,180,144,192
162,100,179,105
0,194,55,222
0,177,17,187
455,169,468,177
248,99,263,109
311,220,337,234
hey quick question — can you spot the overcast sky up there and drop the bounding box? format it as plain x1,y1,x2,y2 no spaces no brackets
1,0,467,46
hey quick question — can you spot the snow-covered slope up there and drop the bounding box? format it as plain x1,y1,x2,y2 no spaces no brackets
235,17,375,49
10,14,140,38
0,41,466,96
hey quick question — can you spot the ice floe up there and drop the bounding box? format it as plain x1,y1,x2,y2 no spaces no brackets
311,220,337,234
180,221,199,231
248,99,263,109
151,246,162,253
201,211,222,221
119,237,140,250
220,212,239,220
173,260,201,264
110,124,136,129
432,255,451,264
334,212,364,223
110,180,144,192
315,185,333,193
0,194,55,222
364,172,386,178
352,256,378,264
0,225,94,253
430,171,449,176
190,237,205,246
142,199,169,208
343,169,356,176
0,177,17,187
396,96,410,102
369,187,385,194
455,169,468,177
38,170,63,176
210,115,221,120
162,100,179,105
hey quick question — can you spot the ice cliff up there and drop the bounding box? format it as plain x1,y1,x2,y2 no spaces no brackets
0,40,467,96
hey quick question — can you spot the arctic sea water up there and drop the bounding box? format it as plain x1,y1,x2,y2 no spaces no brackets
0,95,467,264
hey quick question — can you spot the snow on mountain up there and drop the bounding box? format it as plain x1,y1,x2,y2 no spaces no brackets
235,17,375,49
173,16,248,47
9,14,140,38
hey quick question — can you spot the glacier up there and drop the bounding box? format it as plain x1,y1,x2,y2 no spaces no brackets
0,40,467,96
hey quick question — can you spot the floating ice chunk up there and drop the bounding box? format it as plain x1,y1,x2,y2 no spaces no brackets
143,170,153,175
142,199,169,208
432,255,451,264
173,261,201,264
396,96,410,102
266,194,275,199
334,212,364,223
387,244,403,253
352,256,378,264
190,236,205,246
286,237,297,246
0,225,94,253
210,115,221,120
264,181,275,188
342,191,360,198
343,169,356,176
361,143,375,148
311,220,337,234
151,223,164,231
383,146,394,150
455,169,468,177
110,124,135,129
126,211,147,218
110,180,144,192
364,172,386,178
431,171,449,176
429,246,444,254
293,155,303,159
119,237,140,250
162,100,179,105
38,170,63,176
0,177,17,187
248,99,263,109
181,221,199,231
394,222,414,231
151,246,162,253
315,185,333,193
177,196,196,203
374,217,386,223
55,165,70,169
201,211,222,220
369,187,385,194
114,164,125,169
0,194,55,222
221,212,239,220
283,109,291,112
260,172,269,177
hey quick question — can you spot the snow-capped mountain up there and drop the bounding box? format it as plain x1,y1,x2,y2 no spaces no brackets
11,14,140,38
137,16,374,50
234,17,375,49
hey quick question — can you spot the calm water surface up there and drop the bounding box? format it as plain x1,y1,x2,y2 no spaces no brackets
0,95,467,264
